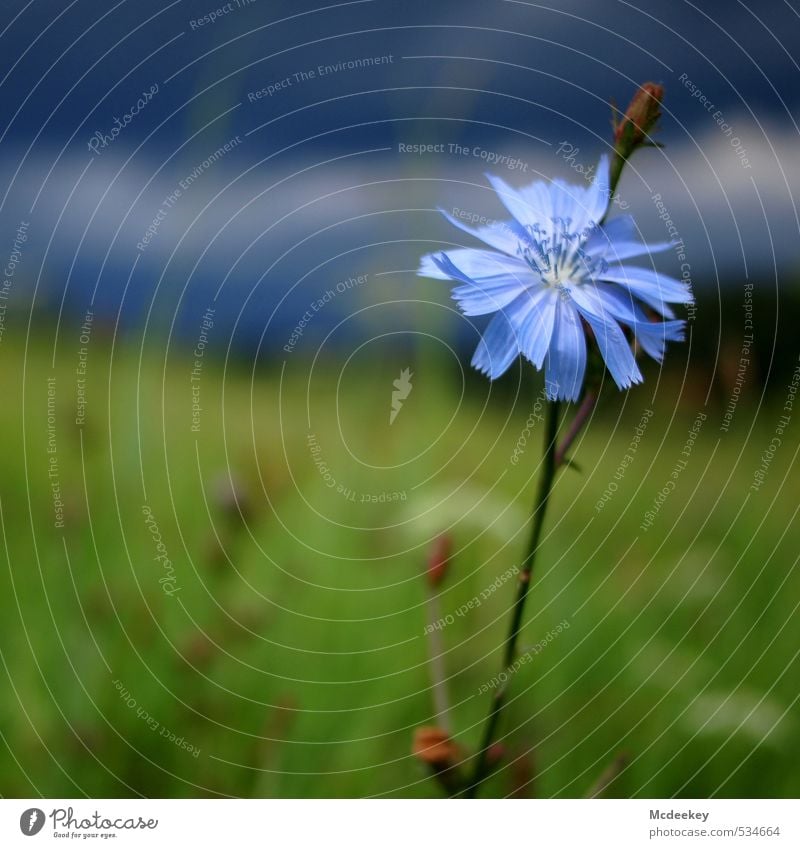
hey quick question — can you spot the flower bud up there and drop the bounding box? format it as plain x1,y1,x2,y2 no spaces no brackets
412,726,460,769
614,83,664,148
426,533,452,588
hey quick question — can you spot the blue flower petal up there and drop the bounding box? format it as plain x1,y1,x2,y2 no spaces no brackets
576,281,640,323
470,290,544,378
426,252,530,315
572,282,685,363
470,313,520,379
419,248,528,282
581,154,611,225
485,173,550,228
546,155,610,234
438,208,519,255
567,286,643,390
451,278,532,316
629,318,685,361
584,214,673,262
593,279,675,320
517,288,557,369
545,300,587,401
599,264,693,315
586,283,676,345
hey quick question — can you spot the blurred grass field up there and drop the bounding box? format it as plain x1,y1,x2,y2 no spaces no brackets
0,325,798,799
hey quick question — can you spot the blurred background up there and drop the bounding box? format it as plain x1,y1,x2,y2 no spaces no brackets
0,0,798,798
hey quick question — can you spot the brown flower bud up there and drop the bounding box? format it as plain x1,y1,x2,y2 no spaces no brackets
412,726,460,769
426,533,452,588
614,83,664,148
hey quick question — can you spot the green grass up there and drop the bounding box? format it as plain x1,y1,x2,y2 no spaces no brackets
0,328,798,798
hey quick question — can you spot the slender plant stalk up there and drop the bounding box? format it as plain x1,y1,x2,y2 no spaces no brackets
555,390,597,467
425,590,453,735
608,152,626,204
466,398,561,796
585,750,630,798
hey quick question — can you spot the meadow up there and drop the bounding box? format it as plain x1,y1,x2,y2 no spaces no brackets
1,325,798,798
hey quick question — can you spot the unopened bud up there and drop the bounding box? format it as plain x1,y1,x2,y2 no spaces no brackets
614,83,664,148
426,533,452,588
412,726,461,769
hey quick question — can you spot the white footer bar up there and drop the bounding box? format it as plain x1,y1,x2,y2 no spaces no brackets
2,799,797,847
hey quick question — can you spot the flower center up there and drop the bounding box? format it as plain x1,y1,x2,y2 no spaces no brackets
516,217,608,287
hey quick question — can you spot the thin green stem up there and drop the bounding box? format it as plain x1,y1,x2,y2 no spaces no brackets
555,390,597,467
608,151,626,204
466,398,561,797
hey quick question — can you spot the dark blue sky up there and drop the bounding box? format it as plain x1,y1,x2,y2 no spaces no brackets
2,0,798,152
1,0,798,352
2,0,800,148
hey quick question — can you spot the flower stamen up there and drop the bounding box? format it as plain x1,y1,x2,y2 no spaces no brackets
517,218,606,286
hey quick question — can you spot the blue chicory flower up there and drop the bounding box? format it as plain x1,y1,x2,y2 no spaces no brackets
418,155,692,401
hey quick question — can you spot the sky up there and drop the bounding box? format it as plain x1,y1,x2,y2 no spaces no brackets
0,0,798,351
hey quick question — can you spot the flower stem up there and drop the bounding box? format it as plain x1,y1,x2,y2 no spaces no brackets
555,390,597,468
425,589,453,736
467,398,561,797
585,750,630,798
608,152,627,203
